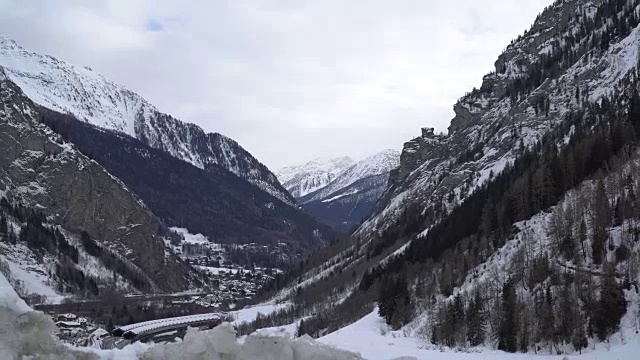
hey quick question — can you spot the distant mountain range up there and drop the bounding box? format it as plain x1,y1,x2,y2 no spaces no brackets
278,150,400,230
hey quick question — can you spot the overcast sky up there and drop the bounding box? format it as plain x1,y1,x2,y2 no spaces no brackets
0,0,552,170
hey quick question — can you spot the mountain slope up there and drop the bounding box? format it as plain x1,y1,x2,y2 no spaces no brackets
39,108,337,254
0,67,198,294
277,157,355,199
360,0,640,238
0,36,293,205
247,0,640,352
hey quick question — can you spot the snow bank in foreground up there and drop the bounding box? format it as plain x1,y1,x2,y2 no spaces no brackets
145,324,363,360
0,272,364,359
0,272,98,359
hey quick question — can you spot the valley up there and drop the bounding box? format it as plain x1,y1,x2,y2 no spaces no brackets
2,0,640,359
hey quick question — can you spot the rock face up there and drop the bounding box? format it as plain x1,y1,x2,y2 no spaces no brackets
388,128,444,186
359,0,640,238
0,36,293,206
0,67,195,292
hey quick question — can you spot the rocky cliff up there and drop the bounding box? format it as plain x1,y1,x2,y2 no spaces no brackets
0,67,196,292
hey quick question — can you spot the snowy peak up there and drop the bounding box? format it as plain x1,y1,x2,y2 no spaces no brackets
285,149,400,230
302,149,400,204
0,36,294,205
0,36,146,136
342,149,401,184
277,156,355,199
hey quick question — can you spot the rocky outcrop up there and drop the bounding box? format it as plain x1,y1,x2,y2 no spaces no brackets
0,67,195,292
388,128,445,187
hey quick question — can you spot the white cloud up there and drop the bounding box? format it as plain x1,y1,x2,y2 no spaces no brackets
0,0,553,169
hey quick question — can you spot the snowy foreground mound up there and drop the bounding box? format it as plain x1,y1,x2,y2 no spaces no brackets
1,273,412,360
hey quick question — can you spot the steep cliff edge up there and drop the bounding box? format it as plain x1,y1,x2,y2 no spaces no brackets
0,67,196,292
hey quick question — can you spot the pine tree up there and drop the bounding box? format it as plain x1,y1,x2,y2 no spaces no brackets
538,286,555,352
377,275,393,323
390,274,412,329
466,290,486,347
498,279,518,353
557,282,579,346
106,317,114,333
0,214,7,242
593,263,627,341
591,179,609,265
297,319,306,337
447,293,466,346
578,219,588,260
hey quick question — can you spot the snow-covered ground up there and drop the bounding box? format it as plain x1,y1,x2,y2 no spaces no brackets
231,302,291,325
2,268,640,359
318,309,640,360
170,227,213,245
302,149,400,203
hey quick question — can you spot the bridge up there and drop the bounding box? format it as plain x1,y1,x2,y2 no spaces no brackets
106,312,224,348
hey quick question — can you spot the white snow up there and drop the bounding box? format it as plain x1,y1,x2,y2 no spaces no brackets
170,227,211,245
2,264,640,359
589,22,640,102
231,302,292,325
0,270,31,314
0,243,64,304
304,149,401,203
278,156,356,198
319,309,640,360
121,313,224,337
0,273,364,359
321,188,359,203
0,36,144,137
195,265,241,275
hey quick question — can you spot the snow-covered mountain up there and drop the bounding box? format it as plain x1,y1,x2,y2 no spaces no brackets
277,157,355,199
0,66,199,296
301,149,400,204
280,150,400,230
0,36,293,205
0,36,340,294
358,0,640,238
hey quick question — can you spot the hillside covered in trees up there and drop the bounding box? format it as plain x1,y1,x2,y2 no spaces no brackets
235,0,640,355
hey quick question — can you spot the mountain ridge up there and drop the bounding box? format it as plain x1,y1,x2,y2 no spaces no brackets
277,156,356,199
0,36,294,206
0,66,198,294
278,149,400,230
